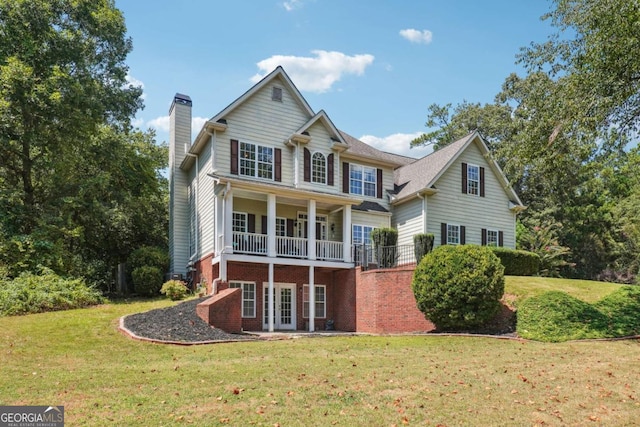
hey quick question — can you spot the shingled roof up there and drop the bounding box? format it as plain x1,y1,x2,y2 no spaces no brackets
339,131,416,167
393,132,476,202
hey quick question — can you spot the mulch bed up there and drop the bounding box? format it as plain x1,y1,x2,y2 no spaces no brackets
122,297,256,343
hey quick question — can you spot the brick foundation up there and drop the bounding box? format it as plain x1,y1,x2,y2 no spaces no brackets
355,266,435,333
196,287,241,333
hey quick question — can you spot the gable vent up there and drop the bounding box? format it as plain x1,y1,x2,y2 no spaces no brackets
272,86,283,102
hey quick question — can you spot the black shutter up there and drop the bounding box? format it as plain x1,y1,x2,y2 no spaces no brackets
480,166,485,197
498,231,504,247
460,226,466,244
304,147,311,182
247,214,255,233
261,215,267,235
327,153,334,186
274,148,282,182
461,162,467,194
286,219,295,237
441,223,447,245
230,139,239,175
342,162,349,193
377,168,383,199
481,228,487,246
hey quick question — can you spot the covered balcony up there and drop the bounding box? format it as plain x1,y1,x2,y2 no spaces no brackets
214,186,354,265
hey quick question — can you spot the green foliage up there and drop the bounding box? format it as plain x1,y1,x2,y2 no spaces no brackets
370,228,398,269
128,246,169,276
413,233,434,264
132,266,163,297
0,268,104,316
490,247,540,276
412,245,505,330
517,218,574,277
517,287,640,342
160,280,188,301
0,0,168,291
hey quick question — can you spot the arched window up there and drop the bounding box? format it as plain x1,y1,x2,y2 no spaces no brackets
311,152,326,184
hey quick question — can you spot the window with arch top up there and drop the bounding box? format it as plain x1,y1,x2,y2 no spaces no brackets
311,152,326,184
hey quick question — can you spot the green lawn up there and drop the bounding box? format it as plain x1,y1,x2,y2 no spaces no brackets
504,275,622,304
1,280,639,426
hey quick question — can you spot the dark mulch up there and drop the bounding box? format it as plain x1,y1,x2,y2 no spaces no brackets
122,298,256,343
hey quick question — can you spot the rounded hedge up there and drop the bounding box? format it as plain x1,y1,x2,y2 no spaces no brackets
412,245,505,330
132,266,164,296
160,280,188,301
490,247,540,276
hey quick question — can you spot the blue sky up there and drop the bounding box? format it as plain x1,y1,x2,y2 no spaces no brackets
116,0,555,158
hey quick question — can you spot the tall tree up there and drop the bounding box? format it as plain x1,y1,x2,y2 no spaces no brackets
519,0,640,147
0,0,142,234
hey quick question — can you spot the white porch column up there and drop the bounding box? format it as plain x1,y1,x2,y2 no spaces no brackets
214,195,224,255
343,204,352,262
267,193,276,257
268,263,274,332
308,199,316,260
224,190,234,253
308,265,315,332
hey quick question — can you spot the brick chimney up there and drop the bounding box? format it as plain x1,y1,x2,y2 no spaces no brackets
168,93,192,277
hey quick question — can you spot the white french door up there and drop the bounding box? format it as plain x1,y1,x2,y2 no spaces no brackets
263,283,296,330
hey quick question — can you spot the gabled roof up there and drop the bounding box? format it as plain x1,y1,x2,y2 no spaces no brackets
339,131,416,167
211,66,315,123
393,131,524,208
292,110,348,150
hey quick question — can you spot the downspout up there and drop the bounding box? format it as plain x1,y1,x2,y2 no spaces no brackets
416,192,427,234
184,149,199,261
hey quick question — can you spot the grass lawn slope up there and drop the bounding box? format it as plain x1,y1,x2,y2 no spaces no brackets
1,281,639,426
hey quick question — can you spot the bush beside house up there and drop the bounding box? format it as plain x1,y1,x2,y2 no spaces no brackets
128,246,169,296
491,247,540,276
412,245,505,330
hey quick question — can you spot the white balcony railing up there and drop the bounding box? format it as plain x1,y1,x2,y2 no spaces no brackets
233,232,267,255
276,236,308,258
317,240,343,261
229,232,347,262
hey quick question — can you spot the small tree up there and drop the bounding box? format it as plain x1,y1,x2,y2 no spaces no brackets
370,228,398,268
412,245,505,330
413,233,434,264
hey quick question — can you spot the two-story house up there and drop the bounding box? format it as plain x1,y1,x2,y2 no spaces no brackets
169,66,524,333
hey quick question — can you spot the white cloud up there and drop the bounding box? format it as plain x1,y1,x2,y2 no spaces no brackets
125,74,147,99
399,29,433,45
191,117,209,133
282,0,303,11
251,50,375,93
360,132,433,158
147,116,170,132
131,117,145,128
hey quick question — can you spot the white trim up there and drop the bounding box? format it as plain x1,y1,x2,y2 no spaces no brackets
311,151,327,184
466,163,480,197
228,281,256,318
486,228,499,247
263,282,297,330
349,163,377,197
303,284,326,319
446,223,461,245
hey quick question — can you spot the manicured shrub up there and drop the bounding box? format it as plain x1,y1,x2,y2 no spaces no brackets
413,233,434,264
412,245,505,330
371,228,398,268
0,268,104,316
132,266,163,296
160,280,188,301
491,247,540,276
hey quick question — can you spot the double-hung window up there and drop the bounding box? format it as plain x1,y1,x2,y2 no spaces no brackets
353,224,376,263
312,152,326,184
240,142,273,180
350,164,376,197
447,224,460,245
229,281,256,318
467,164,480,196
303,284,326,318
486,229,498,247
